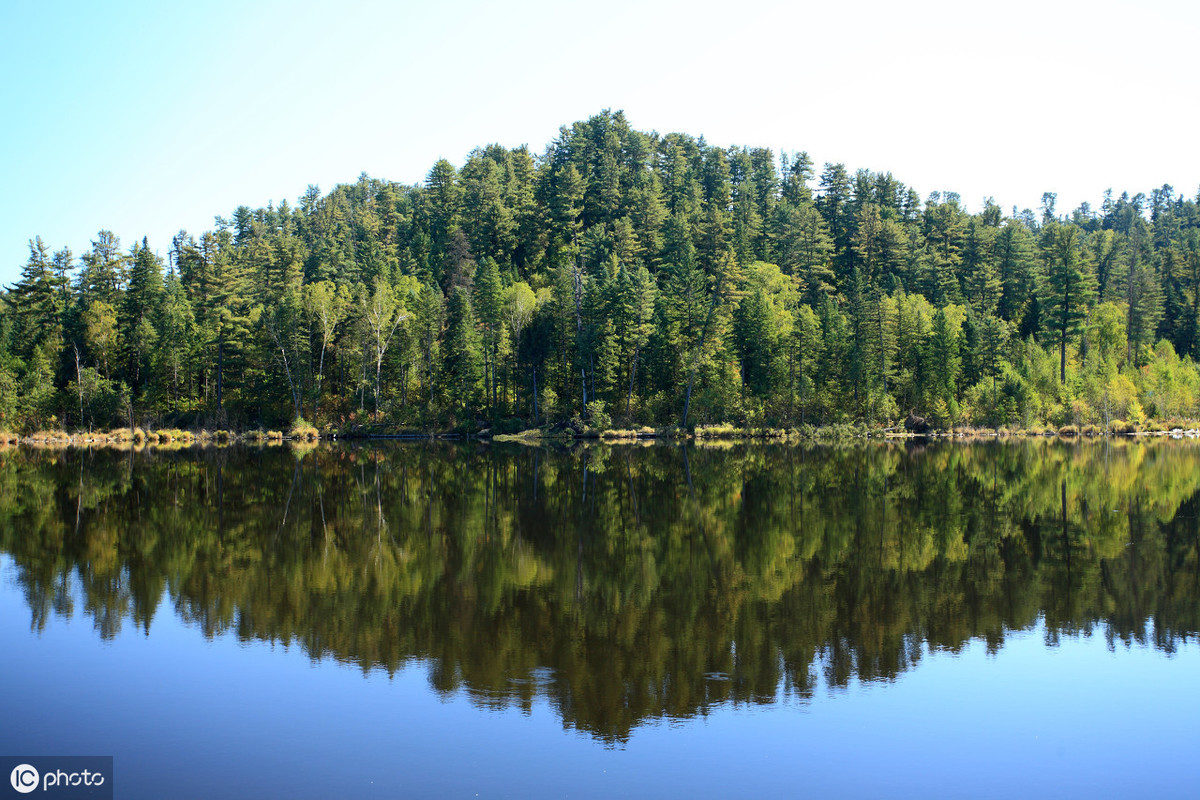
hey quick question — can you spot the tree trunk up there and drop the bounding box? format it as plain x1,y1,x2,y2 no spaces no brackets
216,335,224,417
626,345,640,416
74,344,84,431
315,332,328,420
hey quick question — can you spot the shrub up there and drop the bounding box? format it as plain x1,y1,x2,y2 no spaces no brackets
1108,419,1137,435
695,423,738,439
289,417,320,441
585,400,611,431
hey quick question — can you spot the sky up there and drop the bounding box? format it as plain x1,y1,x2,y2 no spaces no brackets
2,0,1199,288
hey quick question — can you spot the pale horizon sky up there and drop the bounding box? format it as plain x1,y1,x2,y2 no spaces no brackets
2,0,1198,287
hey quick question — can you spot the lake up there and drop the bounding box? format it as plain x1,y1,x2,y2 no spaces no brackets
2,439,1198,798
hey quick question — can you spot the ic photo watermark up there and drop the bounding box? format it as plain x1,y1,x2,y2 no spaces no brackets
4,758,111,798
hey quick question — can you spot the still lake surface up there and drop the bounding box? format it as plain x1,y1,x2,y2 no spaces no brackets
2,439,1198,798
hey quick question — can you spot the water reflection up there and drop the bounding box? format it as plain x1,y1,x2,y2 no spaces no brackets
1,439,1198,741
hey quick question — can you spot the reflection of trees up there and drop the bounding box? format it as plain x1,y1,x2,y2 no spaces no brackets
2,439,1200,741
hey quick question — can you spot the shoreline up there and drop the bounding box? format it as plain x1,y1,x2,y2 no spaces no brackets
4,423,1200,450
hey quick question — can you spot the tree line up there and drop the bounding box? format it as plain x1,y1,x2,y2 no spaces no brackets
3,110,1200,432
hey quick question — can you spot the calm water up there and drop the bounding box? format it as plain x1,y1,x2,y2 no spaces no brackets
1,439,1198,798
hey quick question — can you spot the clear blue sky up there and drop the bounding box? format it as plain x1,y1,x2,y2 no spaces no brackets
3,0,1198,287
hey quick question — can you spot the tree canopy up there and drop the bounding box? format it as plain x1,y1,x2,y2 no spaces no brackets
4,111,1200,432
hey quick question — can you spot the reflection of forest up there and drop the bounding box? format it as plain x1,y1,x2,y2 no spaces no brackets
2,440,1199,741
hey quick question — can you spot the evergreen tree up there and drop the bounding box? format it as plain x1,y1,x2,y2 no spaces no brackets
120,238,163,397
8,237,67,361
155,273,198,413
443,287,483,415
733,287,777,401
818,163,853,287
472,257,504,416
1041,224,1097,383
994,221,1036,323
78,230,127,307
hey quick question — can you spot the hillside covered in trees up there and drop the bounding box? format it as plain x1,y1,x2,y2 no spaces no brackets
2,110,1199,433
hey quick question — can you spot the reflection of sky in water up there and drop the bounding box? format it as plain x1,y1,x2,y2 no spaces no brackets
3,555,1196,800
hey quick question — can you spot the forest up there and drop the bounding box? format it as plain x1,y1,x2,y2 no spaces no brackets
2,110,1200,433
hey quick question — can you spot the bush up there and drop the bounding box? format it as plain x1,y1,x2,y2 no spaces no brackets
154,429,195,444
289,417,320,441
1108,419,1137,435
695,423,738,439
585,400,611,430
493,417,525,435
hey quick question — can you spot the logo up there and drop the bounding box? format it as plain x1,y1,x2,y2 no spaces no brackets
4,758,110,797
9,764,39,794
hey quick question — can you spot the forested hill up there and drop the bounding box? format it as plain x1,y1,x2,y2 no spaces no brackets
2,110,1199,433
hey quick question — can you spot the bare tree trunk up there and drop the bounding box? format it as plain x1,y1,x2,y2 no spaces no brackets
74,344,84,431
626,345,640,416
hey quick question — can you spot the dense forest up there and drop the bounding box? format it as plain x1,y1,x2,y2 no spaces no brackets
3,440,1198,740
3,110,1200,433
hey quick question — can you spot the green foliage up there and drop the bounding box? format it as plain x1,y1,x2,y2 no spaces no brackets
4,113,1200,431
585,399,611,429
443,288,483,415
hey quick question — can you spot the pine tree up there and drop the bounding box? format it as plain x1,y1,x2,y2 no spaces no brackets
155,273,197,413
994,220,1036,323
421,159,462,287
818,163,853,287
443,287,483,416
472,257,504,416
8,237,67,361
1124,219,1162,366
927,307,961,422
925,197,967,304
623,265,656,416
1041,223,1097,383
682,250,743,427
120,238,163,397
204,232,255,420
790,303,821,423
733,287,776,400
413,283,445,407
78,230,127,307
